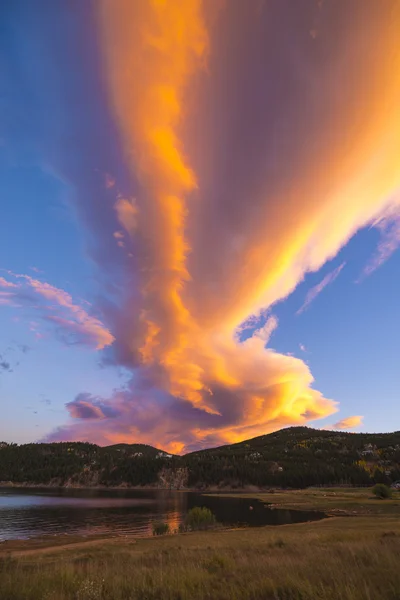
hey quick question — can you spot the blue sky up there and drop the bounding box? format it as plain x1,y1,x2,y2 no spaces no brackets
1,0,399,451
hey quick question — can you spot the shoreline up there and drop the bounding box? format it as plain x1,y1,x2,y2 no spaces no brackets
2,487,398,555
0,482,267,493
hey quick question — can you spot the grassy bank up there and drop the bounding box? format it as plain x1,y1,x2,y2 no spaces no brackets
1,488,400,599
213,486,400,516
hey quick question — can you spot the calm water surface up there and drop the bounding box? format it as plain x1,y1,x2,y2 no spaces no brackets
0,488,326,541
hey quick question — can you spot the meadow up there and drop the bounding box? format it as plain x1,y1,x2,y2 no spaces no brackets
1,488,400,600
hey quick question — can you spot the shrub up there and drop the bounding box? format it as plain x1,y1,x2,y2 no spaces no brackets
185,506,216,531
372,483,392,499
152,521,170,536
203,554,231,573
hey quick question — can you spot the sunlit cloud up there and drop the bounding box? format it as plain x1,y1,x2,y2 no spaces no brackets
0,277,17,289
332,415,364,430
66,393,120,419
0,272,114,350
297,263,346,315
362,203,400,278
12,0,399,450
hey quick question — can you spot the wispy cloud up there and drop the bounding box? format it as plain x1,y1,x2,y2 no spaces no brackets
0,272,114,350
297,263,346,315
252,314,279,343
0,359,12,373
361,204,400,278
331,415,364,430
0,277,17,289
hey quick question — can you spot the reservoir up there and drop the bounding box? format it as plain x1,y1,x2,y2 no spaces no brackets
0,488,326,541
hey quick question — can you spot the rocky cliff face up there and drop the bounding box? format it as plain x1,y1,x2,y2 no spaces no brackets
158,467,189,489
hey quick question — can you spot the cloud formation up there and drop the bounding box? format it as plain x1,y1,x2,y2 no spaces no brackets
332,416,364,430
6,1,400,451
297,263,346,315
0,273,114,350
362,204,400,278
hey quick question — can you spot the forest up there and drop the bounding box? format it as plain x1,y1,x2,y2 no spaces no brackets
1,427,400,489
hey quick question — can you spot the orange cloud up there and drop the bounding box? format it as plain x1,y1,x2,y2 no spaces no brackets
98,0,209,407
332,416,364,430
58,0,400,450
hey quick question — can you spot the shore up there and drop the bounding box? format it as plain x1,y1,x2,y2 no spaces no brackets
0,481,265,492
1,503,400,599
1,487,399,554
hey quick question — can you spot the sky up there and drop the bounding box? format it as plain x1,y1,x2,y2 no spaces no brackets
1,0,400,453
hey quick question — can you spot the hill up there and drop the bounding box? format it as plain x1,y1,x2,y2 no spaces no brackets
1,427,400,489
0,441,176,488
186,427,400,488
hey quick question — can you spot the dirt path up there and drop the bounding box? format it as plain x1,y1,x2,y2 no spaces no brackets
0,535,136,558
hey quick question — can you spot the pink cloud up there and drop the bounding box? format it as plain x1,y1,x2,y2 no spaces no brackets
105,173,116,189
362,205,400,278
0,277,17,288
0,273,114,350
297,263,346,315
0,292,16,306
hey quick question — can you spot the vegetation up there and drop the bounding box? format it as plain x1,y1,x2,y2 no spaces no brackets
2,427,400,489
1,504,400,599
184,507,216,531
0,441,176,488
152,521,170,536
215,486,400,517
372,483,392,499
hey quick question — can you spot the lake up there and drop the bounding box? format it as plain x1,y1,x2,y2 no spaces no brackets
0,488,326,541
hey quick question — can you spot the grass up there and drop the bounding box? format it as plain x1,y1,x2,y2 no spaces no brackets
1,488,400,599
213,486,400,516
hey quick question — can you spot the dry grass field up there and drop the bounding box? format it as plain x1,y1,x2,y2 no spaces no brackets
1,488,400,600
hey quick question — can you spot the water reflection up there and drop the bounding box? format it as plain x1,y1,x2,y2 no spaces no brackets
0,488,325,541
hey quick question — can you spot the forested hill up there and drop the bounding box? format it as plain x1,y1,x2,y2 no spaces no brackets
1,427,400,489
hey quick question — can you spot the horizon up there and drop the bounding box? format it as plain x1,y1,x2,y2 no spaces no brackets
2,425,400,456
1,0,400,452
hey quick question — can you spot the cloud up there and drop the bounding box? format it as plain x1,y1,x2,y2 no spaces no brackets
0,277,17,289
0,273,114,350
332,415,364,430
361,204,400,278
252,315,278,343
297,263,346,315
66,393,121,419
18,344,31,354
6,1,400,450
40,397,52,406
0,360,12,373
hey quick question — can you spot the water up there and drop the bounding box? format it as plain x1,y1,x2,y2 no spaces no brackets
0,488,326,541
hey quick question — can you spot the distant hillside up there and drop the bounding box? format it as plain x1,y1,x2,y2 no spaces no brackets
0,441,177,488
186,427,400,488
1,427,400,489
